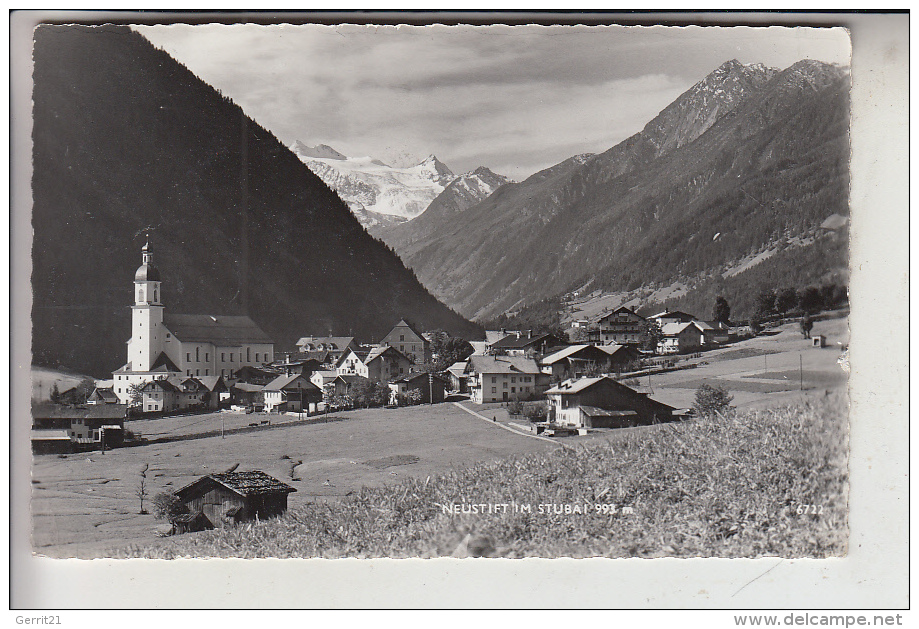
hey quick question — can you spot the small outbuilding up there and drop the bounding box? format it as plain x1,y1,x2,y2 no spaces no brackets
812,335,826,348
175,470,297,529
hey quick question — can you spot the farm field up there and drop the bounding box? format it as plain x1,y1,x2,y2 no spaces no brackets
30,314,848,558
30,402,558,558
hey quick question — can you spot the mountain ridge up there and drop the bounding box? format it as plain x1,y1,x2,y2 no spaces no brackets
379,59,849,320
31,25,482,377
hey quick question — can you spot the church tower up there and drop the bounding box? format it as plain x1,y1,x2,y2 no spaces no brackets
127,240,165,372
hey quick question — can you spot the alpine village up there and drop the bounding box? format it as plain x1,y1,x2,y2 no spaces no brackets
30,25,850,559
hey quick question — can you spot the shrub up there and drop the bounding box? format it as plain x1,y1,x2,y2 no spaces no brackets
523,401,548,423
507,399,524,416
693,384,734,417
152,492,189,526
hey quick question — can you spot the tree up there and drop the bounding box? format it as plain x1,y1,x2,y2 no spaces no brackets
798,286,822,315
712,296,731,326
756,290,778,319
800,316,814,339
127,382,146,408
640,320,662,352
507,399,524,416
693,384,734,417
136,463,149,514
523,401,548,423
775,288,798,317
49,383,61,404
426,330,475,371
152,492,189,533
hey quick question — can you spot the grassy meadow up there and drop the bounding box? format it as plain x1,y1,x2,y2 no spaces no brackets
118,391,847,559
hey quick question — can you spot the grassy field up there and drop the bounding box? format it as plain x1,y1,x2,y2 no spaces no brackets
31,402,558,557
117,391,848,559
31,315,848,558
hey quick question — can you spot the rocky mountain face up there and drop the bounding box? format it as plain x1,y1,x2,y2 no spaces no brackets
290,144,458,227
378,166,512,246
31,25,482,377
389,59,849,320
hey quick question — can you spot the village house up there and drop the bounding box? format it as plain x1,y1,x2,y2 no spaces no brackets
335,348,370,376
87,387,119,404
545,377,676,429
489,332,569,358
380,319,431,365
262,373,322,413
310,369,338,391
598,344,642,373
329,374,370,399
295,335,358,359
657,321,706,354
590,306,646,345
113,241,275,404
364,345,413,383
174,470,297,531
31,402,127,453
446,361,469,393
139,375,227,413
700,320,731,344
539,344,617,382
388,372,449,406
466,355,545,403
229,382,264,410
648,310,697,328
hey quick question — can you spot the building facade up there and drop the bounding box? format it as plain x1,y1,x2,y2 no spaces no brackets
380,319,431,364
113,242,274,404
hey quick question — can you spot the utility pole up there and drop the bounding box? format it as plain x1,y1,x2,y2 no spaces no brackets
429,372,434,405
800,354,804,391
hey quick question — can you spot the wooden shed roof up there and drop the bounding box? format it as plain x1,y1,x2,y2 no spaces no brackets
177,471,297,499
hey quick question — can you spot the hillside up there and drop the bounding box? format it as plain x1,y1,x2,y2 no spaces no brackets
383,60,849,321
31,25,482,378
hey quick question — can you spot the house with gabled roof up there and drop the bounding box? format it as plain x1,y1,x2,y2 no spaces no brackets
363,345,413,383
489,332,569,358
381,319,431,365
388,372,449,405
545,377,676,429
294,336,357,363
657,321,706,354
174,470,297,531
648,310,697,328
113,241,274,404
540,344,616,382
466,355,545,403
87,387,119,405
591,306,646,345
32,402,127,451
263,373,322,413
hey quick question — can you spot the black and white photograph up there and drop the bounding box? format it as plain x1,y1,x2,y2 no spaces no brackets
10,10,908,611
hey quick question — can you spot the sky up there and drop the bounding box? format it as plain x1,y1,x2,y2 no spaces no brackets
135,23,850,180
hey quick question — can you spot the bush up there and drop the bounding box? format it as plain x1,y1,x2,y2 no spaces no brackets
693,384,734,417
523,401,548,423
507,399,524,416
152,492,189,525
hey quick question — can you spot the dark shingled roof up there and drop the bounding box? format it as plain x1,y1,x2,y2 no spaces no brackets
177,471,297,498
151,351,181,372
164,313,273,346
32,403,128,420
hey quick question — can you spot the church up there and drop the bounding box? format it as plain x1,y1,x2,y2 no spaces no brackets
112,242,275,404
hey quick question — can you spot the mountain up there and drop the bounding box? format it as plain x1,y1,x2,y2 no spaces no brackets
289,143,457,227
386,59,849,320
31,25,482,378
379,166,512,247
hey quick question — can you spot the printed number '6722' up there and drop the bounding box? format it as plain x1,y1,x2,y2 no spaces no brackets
796,504,824,515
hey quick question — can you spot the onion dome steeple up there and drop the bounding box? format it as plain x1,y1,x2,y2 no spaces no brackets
135,239,161,282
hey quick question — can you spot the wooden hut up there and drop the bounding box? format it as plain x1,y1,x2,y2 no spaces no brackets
174,470,297,529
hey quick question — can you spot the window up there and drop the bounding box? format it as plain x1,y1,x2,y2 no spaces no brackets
247,348,251,362
187,352,191,363
492,376,497,383
511,377,516,383
187,370,191,376
400,335,405,342
492,387,497,394
196,369,200,376
511,387,515,393
196,347,200,362
205,369,209,376
503,382,508,389
400,345,405,352
205,353,209,363
230,353,234,362
221,353,225,362
255,353,259,362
